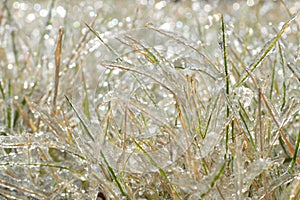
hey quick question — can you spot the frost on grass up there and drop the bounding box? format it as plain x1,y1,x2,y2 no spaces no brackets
0,0,300,199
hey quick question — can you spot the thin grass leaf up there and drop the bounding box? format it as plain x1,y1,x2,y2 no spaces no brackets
221,15,231,157
278,42,286,111
53,27,64,115
262,93,300,165
201,161,226,199
0,179,48,199
132,74,158,106
269,58,276,99
0,80,4,99
134,141,181,199
13,101,30,129
6,80,12,129
65,95,95,142
146,23,220,73
85,23,122,61
288,129,300,172
11,30,19,66
81,69,91,120
204,94,219,138
124,34,159,64
238,110,255,149
235,13,298,87
100,150,130,200
287,63,300,83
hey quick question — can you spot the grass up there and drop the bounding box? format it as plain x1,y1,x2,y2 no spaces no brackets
0,0,300,199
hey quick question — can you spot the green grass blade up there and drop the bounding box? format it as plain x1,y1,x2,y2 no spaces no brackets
85,23,122,61
200,161,226,199
221,15,231,157
81,70,91,120
204,94,219,138
288,129,300,173
65,95,95,142
278,42,286,111
0,80,4,99
235,14,298,88
100,150,130,199
7,80,12,129
269,59,276,100
134,141,181,199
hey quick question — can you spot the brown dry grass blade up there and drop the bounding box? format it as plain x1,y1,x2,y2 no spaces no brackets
53,27,64,115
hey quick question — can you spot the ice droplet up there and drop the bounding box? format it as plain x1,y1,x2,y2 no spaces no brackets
235,86,253,108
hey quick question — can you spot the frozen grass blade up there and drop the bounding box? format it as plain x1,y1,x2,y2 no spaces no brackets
269,58,276,100
262,93,300,165
134,140,181,199
81,69,91,120
0,179,48,199
258,88,269,199
124,34,159,64
13,101,30,130
288,129,300,172
235,13,298,87
287,63,300,83
6,80,12,129
100,150,130,200
201,161,226,199
245,67,299,164
53,27,64,116
11,30,19,66
26,97,67,140
85,23,122,61
65,95,95,142
146,23,220,73
0,80,4,99
238,103,255,149
221,14,231,157
278,42,286,111
204,94,219,138
258,88,263,156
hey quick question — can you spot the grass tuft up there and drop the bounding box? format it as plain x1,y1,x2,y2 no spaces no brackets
0,1,299,199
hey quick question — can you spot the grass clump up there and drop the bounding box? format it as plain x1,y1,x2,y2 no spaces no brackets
0,0,300,199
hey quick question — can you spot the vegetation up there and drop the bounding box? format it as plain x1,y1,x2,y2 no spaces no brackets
0,0,299,199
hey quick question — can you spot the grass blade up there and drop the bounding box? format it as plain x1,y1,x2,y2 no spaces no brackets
288,129,300,172
100,150,130,200
134,140,181,199
65,95,95,142
85,23,122,61
53,27,64,115
221,14,231,157
235,13,298,87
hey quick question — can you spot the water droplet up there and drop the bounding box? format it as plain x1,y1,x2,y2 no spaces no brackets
39,9,48,17
56,6,66,18
26,13,36,23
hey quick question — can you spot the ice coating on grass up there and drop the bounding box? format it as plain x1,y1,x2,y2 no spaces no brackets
0,0,300,199
234,86,254,108
200,132,221,157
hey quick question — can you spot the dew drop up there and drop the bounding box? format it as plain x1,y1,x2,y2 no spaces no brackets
39,9,48,17
56,6,66,18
